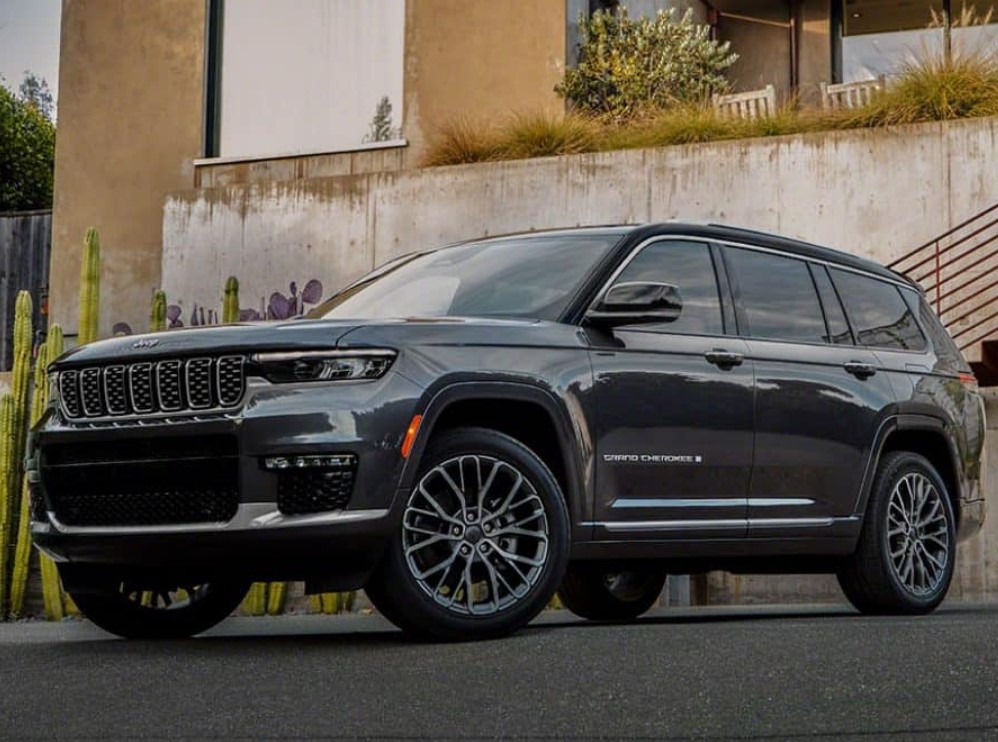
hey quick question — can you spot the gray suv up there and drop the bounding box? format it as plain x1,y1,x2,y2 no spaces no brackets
30,223,985,640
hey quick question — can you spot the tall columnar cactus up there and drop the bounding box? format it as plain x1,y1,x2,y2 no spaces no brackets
39,325,65,620
223,276,239,323
150,290,167,332
9,292,32,486
9,339,50,615
0,395,16,617
78,228,101,345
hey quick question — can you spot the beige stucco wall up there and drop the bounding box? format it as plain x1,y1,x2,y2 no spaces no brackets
799,0,832,105
402,0,567,164
51,0,207,340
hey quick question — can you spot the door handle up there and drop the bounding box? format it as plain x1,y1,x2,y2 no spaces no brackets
843,361,877,379
705,350,744,369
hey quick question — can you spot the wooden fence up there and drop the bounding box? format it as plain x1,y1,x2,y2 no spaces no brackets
0,211,51,371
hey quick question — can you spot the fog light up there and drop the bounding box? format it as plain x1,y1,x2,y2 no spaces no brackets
262,455,354,470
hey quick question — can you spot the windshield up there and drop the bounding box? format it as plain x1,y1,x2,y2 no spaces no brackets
309,232,623,321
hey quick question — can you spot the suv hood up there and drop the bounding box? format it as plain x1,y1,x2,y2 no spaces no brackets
50,316,561,368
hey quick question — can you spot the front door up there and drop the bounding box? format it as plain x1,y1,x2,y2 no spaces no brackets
588,239,755,540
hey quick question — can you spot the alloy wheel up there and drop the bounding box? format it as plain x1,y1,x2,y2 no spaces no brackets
403,454,550,616
886,472,951,597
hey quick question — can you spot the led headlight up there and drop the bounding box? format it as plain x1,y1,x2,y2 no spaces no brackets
250,349,396,383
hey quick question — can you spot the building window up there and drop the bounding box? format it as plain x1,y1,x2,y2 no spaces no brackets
839,0,998,82
205,0,404,159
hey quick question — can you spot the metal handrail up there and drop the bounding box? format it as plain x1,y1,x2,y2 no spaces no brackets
888,202,998,352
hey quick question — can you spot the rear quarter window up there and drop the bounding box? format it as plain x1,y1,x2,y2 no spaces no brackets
830,269,927,351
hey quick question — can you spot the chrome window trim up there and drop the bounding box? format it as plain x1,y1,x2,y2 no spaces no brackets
586,234,914,321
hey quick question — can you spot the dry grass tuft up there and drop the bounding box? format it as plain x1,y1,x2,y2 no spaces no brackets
421,52,998,167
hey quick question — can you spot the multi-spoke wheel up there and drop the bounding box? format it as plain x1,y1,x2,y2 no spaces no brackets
366,427,569,641
838,451,955,615
559,561,666,621
61,565,249,639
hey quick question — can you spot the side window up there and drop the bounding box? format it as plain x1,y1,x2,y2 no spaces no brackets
725,247,827,343
612,240,724,335
830,269,927,351
811,265,854,345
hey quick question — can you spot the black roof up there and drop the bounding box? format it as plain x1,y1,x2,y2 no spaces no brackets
466,223,910,285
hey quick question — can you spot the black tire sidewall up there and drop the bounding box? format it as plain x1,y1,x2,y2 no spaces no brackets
373,427,570,641
869,451,956,612
559,561,666,621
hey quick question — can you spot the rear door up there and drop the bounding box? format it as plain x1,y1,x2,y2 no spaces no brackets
721,246,897,536
588,238,755,540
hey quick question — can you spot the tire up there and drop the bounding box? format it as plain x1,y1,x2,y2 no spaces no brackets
63,567,250,639
837,451,956,615
558,561,666,621
366,427,570,641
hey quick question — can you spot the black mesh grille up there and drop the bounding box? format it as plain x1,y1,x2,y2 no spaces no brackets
59,356,245,419
277,465,356,516
59,370,80,416
186,358,213,409
80,368,104,417
41,436,239,526
156,360,183,411
129,363,154,413
104,365,128,415
217,357,244,406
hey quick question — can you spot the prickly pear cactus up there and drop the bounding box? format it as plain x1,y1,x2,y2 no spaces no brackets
223,276,239,323
150,290,167,332
78,228,101,345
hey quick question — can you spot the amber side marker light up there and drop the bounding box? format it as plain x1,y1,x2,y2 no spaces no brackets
959,373,978,388
401,414,423,459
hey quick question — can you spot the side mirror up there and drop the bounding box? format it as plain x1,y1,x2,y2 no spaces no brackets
586,281,683,328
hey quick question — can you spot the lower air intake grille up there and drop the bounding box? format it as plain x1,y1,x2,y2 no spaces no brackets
41,436,239,527
277,464,357,516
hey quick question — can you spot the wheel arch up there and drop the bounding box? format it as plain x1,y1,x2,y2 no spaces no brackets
854,415,961,523
399,382,588,525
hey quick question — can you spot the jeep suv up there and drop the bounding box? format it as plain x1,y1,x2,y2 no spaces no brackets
30,224,985,640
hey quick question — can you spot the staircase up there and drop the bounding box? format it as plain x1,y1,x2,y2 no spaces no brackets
888,202,998,386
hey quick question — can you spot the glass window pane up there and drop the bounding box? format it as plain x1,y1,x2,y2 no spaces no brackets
726,248,827,343
613,240,724,335
830,269,927,350
812,265,854,345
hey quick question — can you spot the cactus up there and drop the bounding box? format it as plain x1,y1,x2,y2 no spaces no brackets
0,395,15,616
150,290,167,332
223,276,239,323
265,582,287,616
243,582,267,616
78,228,101,345
40,325,65,620
310,591,355,614
9,340,50,616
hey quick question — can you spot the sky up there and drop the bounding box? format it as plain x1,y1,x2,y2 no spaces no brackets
0,0,61,102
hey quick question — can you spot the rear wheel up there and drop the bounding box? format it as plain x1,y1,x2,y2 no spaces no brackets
558,561,666,621
366,427,569,641
837,451,955,615
63,567,249,639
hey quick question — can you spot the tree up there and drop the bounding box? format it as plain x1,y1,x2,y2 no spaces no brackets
557,7,738,118
19,71,54,121
0,78,56,211
364,96,398,143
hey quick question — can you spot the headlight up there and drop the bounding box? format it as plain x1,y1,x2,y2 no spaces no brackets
249,350,396,383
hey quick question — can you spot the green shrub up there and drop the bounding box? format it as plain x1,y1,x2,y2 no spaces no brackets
556,7,738,118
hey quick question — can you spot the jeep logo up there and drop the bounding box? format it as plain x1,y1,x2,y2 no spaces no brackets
131,338,160,349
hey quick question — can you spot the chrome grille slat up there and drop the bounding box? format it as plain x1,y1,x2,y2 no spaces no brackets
60,357,245,420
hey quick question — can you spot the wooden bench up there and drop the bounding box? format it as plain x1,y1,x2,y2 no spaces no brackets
820,77,886,109
712,84,777,120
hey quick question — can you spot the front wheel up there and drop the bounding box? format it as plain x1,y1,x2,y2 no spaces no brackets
366,427,570,641
62,567,249,639
558,561,666,621
837,451,956,615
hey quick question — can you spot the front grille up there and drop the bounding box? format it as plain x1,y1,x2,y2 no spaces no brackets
277,464,357,516
41,436,239,527
58,356,245,419
29,480,46,522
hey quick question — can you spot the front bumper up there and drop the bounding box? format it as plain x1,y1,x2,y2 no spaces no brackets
29,372,424,584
